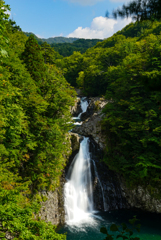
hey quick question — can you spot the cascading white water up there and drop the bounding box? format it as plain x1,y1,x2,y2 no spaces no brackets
71,97,89,126
64,137,94,225
78,97,89,118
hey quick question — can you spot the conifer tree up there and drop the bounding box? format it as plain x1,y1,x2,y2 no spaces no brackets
22,35,46,84
111,0,161,21
41,42,60,64
0,0,10,59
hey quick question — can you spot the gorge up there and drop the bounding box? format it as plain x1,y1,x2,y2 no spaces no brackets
2,6,161,238
58,96,161,239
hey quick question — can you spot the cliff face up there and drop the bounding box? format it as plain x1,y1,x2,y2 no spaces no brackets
120,181,161,213
39,177,65,226
89,138,130,211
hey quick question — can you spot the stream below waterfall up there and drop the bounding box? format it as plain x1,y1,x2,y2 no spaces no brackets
58,209,161,240
61,97,161,240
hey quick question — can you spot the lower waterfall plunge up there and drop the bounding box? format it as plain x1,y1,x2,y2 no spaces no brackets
64,137,95,225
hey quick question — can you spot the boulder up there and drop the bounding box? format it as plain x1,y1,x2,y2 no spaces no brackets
70,97,82,117
81,97,108,121
72,112,106,150
70,132,83,152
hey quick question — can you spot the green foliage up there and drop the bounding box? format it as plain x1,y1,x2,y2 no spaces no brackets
101,33,161,189
0,1,77,239
111,0,161,21
23,32,79,45
0,165,66,240
0,0,10,59
40,42,63,64
21,34,46,84
100,216,141,240
59,19,161,193
60,20,161,96
51,38,102,57
56,51,84,87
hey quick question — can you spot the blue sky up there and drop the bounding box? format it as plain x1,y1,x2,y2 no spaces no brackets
5,0,132,39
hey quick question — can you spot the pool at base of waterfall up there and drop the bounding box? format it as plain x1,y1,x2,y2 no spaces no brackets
58,209,161,240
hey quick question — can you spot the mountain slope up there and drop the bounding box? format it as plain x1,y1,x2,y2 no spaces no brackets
24,32,79,44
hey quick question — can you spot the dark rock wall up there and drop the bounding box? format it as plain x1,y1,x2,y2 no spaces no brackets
89,138,129,211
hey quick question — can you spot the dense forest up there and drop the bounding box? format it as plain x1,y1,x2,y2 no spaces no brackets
24,33,102,57
50,39,103,57
24,32,79,45
1,0,161,238
0,1,76,239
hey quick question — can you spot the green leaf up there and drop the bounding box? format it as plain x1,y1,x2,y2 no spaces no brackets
121,223,127,230
105,235,114,240
116,234,128,239
129,216,138,225
110,224,119,232
100,227,108,234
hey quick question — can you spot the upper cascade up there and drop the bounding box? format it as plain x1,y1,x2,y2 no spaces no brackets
78,97,89,118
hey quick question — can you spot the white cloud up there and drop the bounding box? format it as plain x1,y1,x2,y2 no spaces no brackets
35,34,44,38
67,16,132,39
65,0,104,6
2,7,11,16
5,9,11,16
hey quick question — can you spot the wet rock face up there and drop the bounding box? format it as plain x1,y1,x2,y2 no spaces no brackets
81,97,108,121
65,133,83,175
39,176,65,226
120,181,161,213
70,98,82,117
80,99,95,121
89,138,161,214
75,88,84,97
72,113,106,150
72,97,108,150
89,138,129,211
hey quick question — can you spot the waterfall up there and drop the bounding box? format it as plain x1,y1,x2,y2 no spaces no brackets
78,97,88,118
64,137,94,225
72,97,89,126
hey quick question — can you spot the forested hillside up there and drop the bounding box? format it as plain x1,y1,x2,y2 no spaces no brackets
24,32,79,45
51,39,103,57
1,0,161,237
0,1,76,239
56,19,161,195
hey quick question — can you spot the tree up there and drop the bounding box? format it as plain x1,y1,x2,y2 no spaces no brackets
40,42,62,64
21,35,46,84
60,51,84,87
111,0,161,21
0,0,10,59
